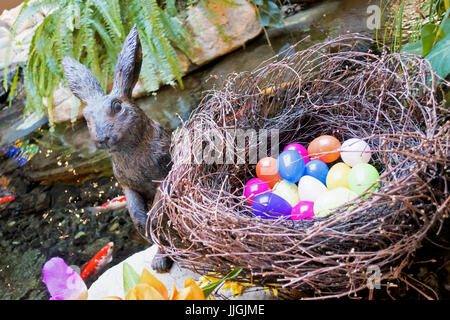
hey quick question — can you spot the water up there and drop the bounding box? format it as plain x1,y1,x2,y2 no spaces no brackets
0,0,384,299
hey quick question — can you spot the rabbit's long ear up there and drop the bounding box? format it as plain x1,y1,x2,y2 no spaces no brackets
111,25,142,99
62,56,103,104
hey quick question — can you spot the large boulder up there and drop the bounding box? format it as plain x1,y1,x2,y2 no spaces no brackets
186,0,263,66
0,0,46,68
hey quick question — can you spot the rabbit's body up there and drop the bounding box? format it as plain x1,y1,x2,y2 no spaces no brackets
62,26,174,272
111,119,171,196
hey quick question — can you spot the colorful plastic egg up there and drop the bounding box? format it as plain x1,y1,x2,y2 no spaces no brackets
272,180,300,207
244,178,271,205
252,193,292,219
291,201,315,220
326,162,351,190
307,135,341,163
277,150,305,183
304,159,329,185
256,157,282,188
313,187,358,218
348,163,380,195
297,175,328,202
340,138,372,167
283,143,310,164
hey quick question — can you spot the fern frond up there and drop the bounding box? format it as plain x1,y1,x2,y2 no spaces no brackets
8,0,239,126
91,0,125,42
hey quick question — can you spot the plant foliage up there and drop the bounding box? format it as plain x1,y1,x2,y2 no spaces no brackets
3,0,197,126
4,0,283,127
398,0,450,80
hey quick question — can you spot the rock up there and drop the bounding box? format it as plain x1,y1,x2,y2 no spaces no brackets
282,1,340,29
0,0,45,68
42,84,83,124
186,0,263,66
0,1,44,33
88,245,277,300
22,120,112,185
0,26,9,49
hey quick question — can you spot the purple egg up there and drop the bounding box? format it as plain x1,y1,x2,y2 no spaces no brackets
244,178,271,205
291,201,315,220
252,193,292,219
284,143,310,164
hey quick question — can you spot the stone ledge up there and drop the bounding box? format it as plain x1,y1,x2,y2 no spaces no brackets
88,244,276,300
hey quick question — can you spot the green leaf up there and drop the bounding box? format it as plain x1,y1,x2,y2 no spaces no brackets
8,66,20,108
421,23,440,56
401,40,423,55
201,268,243,298
123,262,141,296
393,0,405,52
256,0,282,28
438,8,450,34
165,0,178,16
425,32,450,80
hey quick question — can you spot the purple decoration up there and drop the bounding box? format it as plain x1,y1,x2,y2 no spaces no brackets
252,193,292,219
42,257,87,300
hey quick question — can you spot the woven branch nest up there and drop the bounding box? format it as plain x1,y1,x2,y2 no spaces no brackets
150,34,449,299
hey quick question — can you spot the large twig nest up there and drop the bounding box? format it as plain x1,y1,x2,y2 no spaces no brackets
150,34,449,299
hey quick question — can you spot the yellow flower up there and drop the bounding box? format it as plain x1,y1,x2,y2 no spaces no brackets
264,284,279,297
101,269,205,300
259,82,292,96
221,281,255,297
197,275,220,285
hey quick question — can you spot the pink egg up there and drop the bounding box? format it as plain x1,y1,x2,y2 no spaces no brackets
284,143,310,164
244,178,271,205
291,201,315,220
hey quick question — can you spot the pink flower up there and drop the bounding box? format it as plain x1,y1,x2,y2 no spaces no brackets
42,257,88,300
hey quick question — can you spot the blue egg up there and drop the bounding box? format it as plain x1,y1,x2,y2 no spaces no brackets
252,193,292,219
304,159,329,185
277,150,305,183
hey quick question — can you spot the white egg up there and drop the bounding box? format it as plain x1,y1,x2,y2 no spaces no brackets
297,175,328,202
340,138,372,167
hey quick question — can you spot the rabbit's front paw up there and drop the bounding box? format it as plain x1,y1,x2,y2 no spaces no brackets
151,253,173,273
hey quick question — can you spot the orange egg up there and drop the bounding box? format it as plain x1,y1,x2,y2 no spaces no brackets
307,135,341,163
256,157,282,188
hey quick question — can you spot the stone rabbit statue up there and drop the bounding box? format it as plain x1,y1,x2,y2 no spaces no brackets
62,26,173,272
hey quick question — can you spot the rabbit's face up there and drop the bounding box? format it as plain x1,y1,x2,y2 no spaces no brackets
82,95,146,152
63,25,145,153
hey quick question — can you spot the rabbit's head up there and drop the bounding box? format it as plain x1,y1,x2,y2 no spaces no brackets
62,25,147,153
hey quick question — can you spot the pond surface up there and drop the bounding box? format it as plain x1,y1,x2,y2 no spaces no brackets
5,0,447,300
